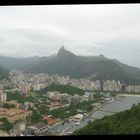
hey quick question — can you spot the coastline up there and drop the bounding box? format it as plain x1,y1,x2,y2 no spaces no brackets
119,94,140,97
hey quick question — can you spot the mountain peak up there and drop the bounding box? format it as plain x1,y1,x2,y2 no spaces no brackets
57,46,74,57
58,45,67,54
59,45,65,50
56,46,79,64
99,54,105,58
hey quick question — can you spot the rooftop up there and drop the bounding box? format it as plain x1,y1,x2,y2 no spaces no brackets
74,114,84,119
42,115,57,126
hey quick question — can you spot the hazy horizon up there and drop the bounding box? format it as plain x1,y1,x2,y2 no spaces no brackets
0,4,140,68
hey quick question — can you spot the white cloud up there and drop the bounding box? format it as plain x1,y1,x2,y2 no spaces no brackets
0,4,140,67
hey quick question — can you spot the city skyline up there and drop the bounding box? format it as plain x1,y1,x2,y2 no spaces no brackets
0,4,140,68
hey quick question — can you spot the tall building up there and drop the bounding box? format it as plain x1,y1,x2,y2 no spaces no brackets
100,81,103,91
121,84,126,92
71,95,81,105
0,93,7,102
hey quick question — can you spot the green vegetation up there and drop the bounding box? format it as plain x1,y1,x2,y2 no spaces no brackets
75,101,94,112
48,106,77,120
110,92,117,97
26,101,93,123
94,93,103,101
26,100,95,122
73,103,140,135
28,47,140,81
46,101,94,120
41,84,84,96
25,91,104,123
26,110,42,125
3,103,15,109
0,118,13,132
7,92,34,103
29,47,88,78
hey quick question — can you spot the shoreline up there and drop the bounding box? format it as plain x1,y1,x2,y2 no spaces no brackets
119,94,140,97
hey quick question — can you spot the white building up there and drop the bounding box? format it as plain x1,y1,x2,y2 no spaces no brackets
0,93,7,102
73,114,84,121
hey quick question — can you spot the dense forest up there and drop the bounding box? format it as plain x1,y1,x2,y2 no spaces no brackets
41,84,84,96
73,103,140,135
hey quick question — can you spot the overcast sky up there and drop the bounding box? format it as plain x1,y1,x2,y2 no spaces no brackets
0,4,140,68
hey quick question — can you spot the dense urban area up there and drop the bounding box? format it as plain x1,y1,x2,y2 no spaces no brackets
0,71,140,136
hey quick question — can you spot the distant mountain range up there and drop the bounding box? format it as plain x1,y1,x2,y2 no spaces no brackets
0,46,140,82
0,66,9,80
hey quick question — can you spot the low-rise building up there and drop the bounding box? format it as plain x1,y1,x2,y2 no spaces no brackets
23,102,34,110
42,115,57,126
71,95,81,105
73,114,84,121
0,93,7,102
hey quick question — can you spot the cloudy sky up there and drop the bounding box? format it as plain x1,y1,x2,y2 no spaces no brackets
0,4,140,68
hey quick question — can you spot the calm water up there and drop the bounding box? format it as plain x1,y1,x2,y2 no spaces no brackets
94,95,140,117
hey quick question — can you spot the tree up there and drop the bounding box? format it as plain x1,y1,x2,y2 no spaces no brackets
3,103,15,109
88,120,91,125
0,118,13,131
